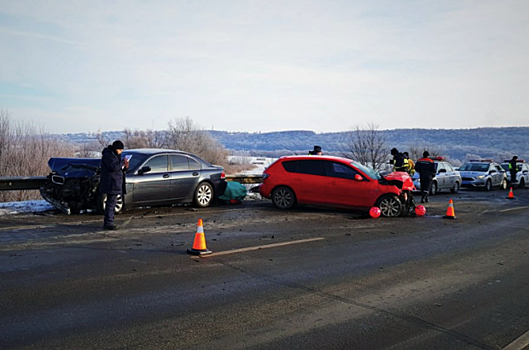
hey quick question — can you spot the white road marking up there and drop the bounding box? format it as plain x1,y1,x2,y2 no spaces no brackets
502,329,529,350
500,206,529,213
197,237,325,258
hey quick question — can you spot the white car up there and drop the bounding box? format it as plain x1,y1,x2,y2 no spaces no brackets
412,157,462,195
501,160,529,188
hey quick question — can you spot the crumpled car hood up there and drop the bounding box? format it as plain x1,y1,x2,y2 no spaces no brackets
48,158,101,177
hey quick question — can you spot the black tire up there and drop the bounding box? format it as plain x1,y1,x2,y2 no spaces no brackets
519,178,526,188
376,194,402,217
96,194,124,215
485,179,492,191
194,182,214,208
429,181,438,195
271,186,296,210
450,181,460,194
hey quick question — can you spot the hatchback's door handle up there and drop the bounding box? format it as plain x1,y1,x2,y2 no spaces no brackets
193,172,199,176
163,174,170,179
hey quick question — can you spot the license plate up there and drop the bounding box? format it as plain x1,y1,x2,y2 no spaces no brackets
462,181,470,185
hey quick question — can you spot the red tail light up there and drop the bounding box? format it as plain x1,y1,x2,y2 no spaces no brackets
220,172,226,179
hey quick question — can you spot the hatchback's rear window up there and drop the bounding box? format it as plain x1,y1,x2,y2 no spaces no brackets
282,160,325,176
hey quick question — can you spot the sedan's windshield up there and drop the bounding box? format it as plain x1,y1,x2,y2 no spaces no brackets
459,163,489,172
351,161,381,180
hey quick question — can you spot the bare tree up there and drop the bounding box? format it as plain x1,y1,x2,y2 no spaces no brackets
407,143,446,161
123,128,167,149
342,123,387,170
0,109,74,201
166,117,228,166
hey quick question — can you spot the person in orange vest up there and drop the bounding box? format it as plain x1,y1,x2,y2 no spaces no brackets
414,151,436,203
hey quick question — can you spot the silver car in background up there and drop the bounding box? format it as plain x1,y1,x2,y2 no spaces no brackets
459,160,507,191
501,160,529,188
412,157,462,194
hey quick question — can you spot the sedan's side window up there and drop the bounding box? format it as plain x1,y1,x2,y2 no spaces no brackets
188,157,201,171
445,163,454,172
143,155,168,173
326,162,358,180
171,155,189,171
437,163,446,173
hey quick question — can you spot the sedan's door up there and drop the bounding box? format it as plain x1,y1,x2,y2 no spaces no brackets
490,164,503,186
170,155,201,200
324,161,371,208
436,162,448,190
132,155,172,204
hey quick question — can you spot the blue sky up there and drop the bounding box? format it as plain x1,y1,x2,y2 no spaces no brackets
1,0,528,134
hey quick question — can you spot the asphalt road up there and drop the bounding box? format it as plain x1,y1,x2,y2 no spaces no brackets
1,188,529,350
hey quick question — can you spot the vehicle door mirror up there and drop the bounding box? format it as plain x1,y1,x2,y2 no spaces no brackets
354,174,363,181
139,166,151,175
438,169,446,174
489,170,496,175
523,170,528,174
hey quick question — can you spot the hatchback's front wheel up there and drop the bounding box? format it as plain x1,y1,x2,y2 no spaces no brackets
271,186,296,209
376,194,402,217
194,182,214,208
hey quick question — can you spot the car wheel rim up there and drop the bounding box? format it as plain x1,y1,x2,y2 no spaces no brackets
103,194,123,213
274,189,292,208
197,185,212,205
380,198,400,217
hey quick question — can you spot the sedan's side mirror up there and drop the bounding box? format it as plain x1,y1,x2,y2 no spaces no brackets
354,174,363,181
489,170,497,175
438,169,446,174
138,166,151,175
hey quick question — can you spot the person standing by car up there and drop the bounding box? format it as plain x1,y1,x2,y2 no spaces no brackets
415,151,436,203
403,152,415,175
509,155,519,185
100,140,129,230
390,148,408,172
308,145,322,155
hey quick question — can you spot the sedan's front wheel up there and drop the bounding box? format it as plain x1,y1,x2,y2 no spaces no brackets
376,195,402,217
96,194,124,215
271,186,296,209
194,182,214,208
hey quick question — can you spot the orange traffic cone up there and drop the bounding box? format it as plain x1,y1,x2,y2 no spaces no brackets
187,219,212,256
506,187,515,200
443,199,457,219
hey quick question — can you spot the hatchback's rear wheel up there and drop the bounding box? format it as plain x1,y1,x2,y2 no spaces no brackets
271,186,296,209
194,182,214,208
376,195,402,217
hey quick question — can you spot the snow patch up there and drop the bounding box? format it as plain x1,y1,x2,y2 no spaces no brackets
0,200,54,216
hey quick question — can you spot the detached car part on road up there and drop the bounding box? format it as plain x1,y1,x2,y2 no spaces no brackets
259,155,417,217
40,149,227,214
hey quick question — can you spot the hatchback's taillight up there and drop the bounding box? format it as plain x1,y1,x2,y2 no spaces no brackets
220,172,226,179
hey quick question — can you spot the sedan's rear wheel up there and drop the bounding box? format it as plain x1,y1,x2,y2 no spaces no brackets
376,195,402,217
271,186,296,209
429,181,438,195
96,194,124,214
450,181,460,194
194,182,214,208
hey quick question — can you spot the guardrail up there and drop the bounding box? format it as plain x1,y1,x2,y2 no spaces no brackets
0,174,263,191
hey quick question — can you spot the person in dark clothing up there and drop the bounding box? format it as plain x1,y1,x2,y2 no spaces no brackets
509,156,519,185
308,145,322,155
415,151,436,203
100,140,129,230
390,148,407,171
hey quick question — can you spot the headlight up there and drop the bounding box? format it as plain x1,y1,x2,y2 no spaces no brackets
476,175,485,179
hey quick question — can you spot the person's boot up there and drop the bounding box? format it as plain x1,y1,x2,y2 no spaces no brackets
103,224,119,230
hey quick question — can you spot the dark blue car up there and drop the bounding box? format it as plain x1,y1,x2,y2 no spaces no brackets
41,149,227,214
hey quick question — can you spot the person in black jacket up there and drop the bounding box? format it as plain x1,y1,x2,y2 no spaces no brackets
509,156,519,185
100,140,129,230
415,151,436,203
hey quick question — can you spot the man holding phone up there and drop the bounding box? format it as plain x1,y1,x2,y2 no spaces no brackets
100,140,129,230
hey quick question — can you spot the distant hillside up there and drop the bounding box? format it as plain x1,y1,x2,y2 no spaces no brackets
208,127,529,165
56,127,529,165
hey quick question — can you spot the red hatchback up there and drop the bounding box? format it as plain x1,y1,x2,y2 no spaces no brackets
259,155,414,217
